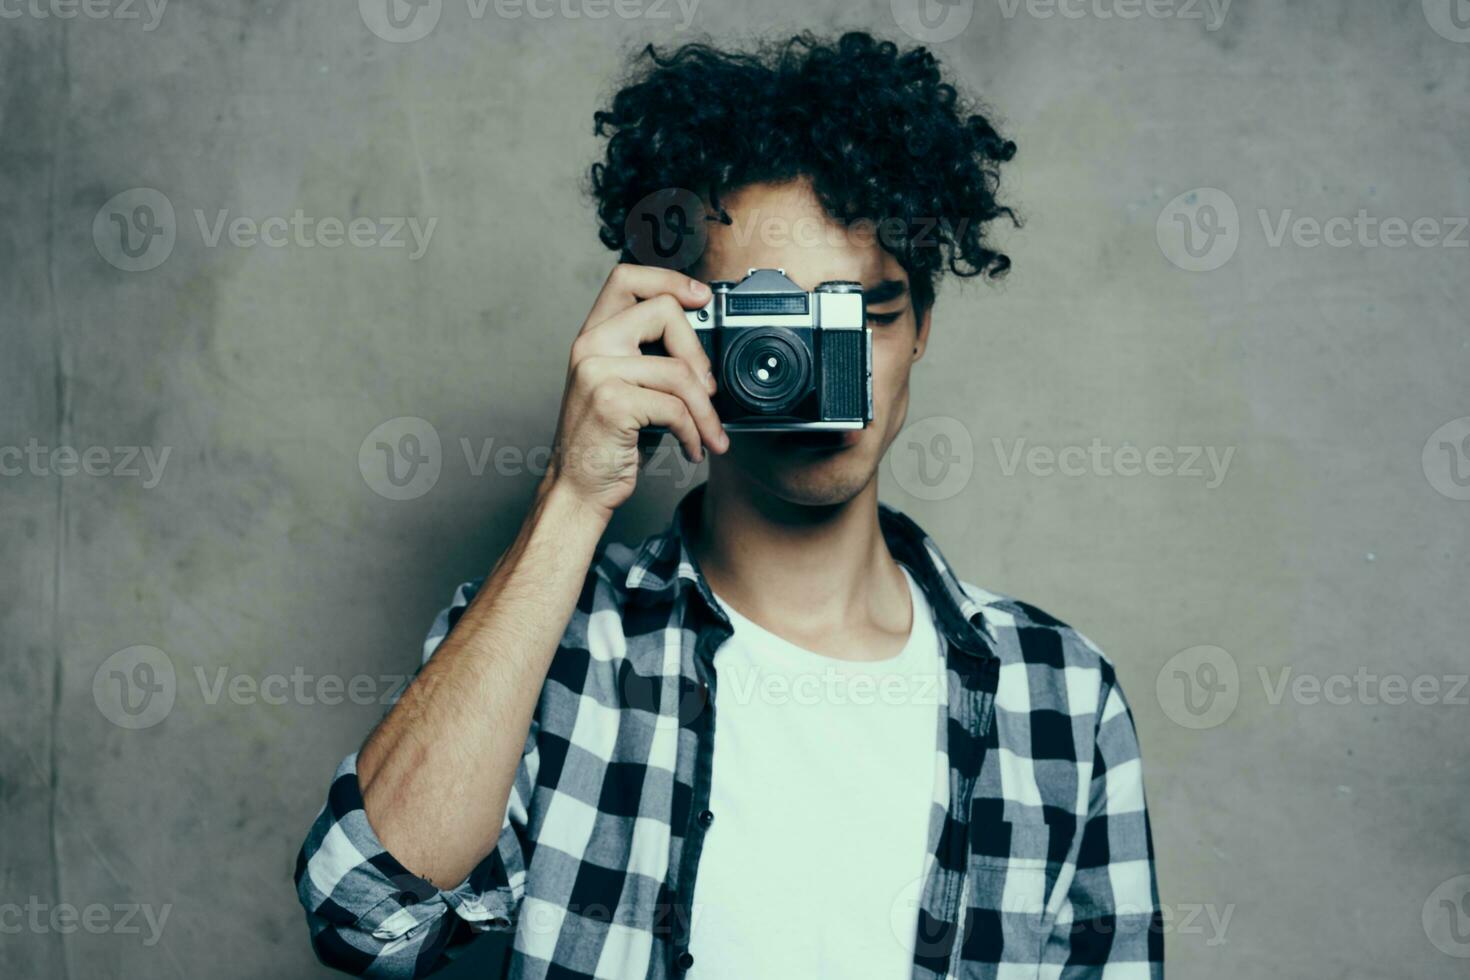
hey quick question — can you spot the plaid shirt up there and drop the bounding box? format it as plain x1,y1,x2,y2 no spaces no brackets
296,490,1162,979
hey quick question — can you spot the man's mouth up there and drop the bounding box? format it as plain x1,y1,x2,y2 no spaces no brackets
771,429,860,453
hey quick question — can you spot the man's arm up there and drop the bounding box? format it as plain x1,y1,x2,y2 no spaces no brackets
355,481,607,886
354,264,724,887
1047,674,1164,976
294,265,727,976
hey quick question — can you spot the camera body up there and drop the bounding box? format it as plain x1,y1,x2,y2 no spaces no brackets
684,268,873,431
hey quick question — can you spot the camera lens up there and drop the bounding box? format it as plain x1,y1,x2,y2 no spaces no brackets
721,327,813,416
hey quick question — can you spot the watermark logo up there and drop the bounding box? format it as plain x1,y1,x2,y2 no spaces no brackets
1422,417,1470,501
1157,188,1239,272
93,188,175,273
93,645,429,727
1259,667,1467,708
1159,189,1467,272
889,874,963,957
889,415,975,501
891,879,1232,954
193,210,437,259
0,0,169,30
94,190,437,270
1156,645,1238,729
995,0,1231,31
359,419,708,501
1423,0,1470,43
0,898,171,946
93,645,177,730
361,0,698,42
1258,209,1467,250
1157,652,1464,728
891,0,975,43
1424,874,1470,957
360,416,443,501
360,0,442,41
0,440,171,488
624,188,708,270
482,0,700,28
993,438,1234,488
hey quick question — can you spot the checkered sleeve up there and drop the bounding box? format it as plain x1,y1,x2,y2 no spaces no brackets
294,581,536,977
1050,672,1164,977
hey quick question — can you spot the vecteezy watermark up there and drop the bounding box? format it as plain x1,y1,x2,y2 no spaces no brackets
1156,645,1469,730
891,0,975,43
995,0,1232,31
92,645,430,729
887,420,1235,501
359,0,699,43
621,657,939,730
93,188,437,272
359,0,443,42
888,416,976,501
1156,188,1240,272
993,438,1235,489
1157,187,1469,272
1257,209,1469,250
193,667,415,708
1422,0,1470,44
359,416,443,501
93,188,176,272
0,898,171,947
0,0,168,30
624,188,710,270
1423,416,1470,501
358,416,705,501
1156,645,1240,729
1259,667,1469,708
193,209,436,259
889,875,1233,956
93,646,178,730
1424,873,1470,958
0,439,171,488
720,662,943,709
624,188,979,272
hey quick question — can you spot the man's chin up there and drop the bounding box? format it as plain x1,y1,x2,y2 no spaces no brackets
719,429,877,507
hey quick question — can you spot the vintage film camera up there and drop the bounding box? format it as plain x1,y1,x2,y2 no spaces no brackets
677,268,874,431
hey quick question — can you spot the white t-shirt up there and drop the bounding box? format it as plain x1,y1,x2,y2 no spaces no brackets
688,566,944,979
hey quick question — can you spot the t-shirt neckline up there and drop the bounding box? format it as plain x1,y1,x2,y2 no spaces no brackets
709,564,935,672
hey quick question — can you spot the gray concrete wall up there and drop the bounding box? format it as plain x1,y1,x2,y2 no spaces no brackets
3,1,1467,976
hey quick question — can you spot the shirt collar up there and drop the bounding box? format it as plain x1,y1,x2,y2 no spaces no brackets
624,485,996,659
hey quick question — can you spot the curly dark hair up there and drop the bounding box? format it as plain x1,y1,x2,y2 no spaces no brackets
589,31,1017,314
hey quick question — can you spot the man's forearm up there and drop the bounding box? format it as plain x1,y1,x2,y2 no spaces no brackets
357,480,608,888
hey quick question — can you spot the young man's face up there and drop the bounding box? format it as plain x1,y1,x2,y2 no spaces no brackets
693,178,931,508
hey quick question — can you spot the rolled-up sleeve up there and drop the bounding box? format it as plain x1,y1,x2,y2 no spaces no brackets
1046,676,1164,976
294,580,537,977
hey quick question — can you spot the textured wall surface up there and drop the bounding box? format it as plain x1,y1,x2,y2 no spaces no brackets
3,1,1468,977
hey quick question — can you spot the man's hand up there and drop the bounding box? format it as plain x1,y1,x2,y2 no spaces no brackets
544,264,730,518
353,264,728,891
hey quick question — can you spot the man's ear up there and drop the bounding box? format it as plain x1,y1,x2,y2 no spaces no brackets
912,303,933,362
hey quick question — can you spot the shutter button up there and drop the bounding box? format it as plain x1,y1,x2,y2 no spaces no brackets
674,950,695,972
696,809,714,829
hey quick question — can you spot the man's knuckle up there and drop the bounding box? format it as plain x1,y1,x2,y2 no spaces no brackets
590,379,617,405
569,352,598,384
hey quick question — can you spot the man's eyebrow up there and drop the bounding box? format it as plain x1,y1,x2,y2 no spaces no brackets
863,279,908,305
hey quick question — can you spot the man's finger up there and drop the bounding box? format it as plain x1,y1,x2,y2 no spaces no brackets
582,264,710,332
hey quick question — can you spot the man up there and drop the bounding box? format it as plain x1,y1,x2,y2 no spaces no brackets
296,31,1161,979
